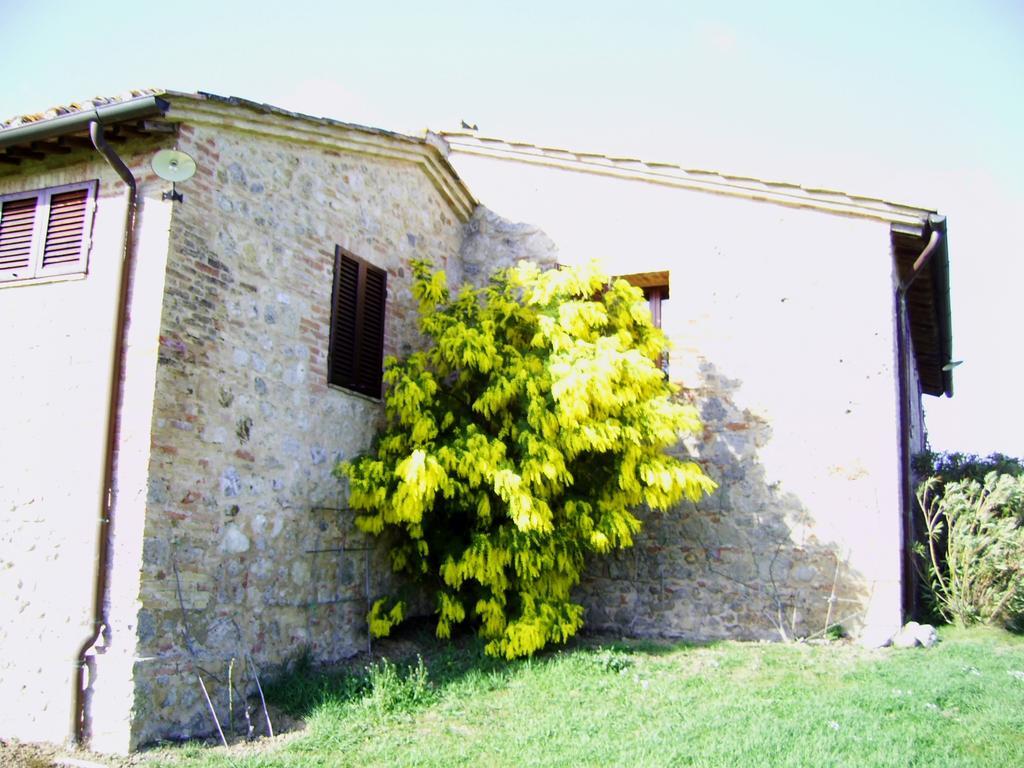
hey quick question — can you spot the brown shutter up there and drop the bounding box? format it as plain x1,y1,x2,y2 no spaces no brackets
328,247,387,398
643,286,664,328
329,250,361,390
0,196,38,281
356,264,387,397
40,188,89,271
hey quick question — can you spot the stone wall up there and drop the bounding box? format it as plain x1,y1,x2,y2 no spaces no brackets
578,369,872,642
458,205,559,285
129,119,466,747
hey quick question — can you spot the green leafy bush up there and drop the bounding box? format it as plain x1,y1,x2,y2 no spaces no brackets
915,472,1024,628
913,450,1024,486
339,260,716,658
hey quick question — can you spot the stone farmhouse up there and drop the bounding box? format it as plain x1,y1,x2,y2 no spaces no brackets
0,91,952,752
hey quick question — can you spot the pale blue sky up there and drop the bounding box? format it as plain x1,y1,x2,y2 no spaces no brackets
3,0,1021,455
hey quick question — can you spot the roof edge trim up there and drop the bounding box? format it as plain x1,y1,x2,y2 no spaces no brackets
165,94,477,222
441,132,936,229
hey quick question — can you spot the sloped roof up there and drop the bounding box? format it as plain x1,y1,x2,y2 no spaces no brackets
0,88,163,131
0,88,415,144
0,91,171,166
894,223,953,397
0,90,475,221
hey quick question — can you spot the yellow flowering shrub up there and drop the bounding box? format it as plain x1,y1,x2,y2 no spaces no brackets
338,260,716,658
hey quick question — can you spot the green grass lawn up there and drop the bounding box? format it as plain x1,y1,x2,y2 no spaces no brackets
148,625,1024,768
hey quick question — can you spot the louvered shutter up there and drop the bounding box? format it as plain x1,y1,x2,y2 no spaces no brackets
0,181,96,284
329,247,388,398
39,187,90,274
0,196,38,282
329,251,361,390
355,265,387,397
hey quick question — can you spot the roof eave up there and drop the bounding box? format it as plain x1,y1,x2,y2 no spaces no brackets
0,95,170,150
930,216,954,397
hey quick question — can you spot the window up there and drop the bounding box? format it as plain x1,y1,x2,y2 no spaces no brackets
328,246,387,398
0,181,97,284
617,270,669,329
616,270,669,374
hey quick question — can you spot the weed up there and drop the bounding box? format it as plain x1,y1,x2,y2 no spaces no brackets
365,655,434,717
825,624,846,641
587,647,634,674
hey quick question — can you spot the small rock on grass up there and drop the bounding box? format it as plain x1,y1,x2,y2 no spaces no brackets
892,621,939,649
913,623,939,648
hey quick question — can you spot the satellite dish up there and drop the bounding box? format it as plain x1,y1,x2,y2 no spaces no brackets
151,149,197,183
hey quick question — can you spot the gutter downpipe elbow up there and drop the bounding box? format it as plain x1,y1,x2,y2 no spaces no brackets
73,117,139,745
899,229,941,297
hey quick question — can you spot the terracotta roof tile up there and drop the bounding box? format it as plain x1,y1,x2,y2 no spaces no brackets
0,89,163,131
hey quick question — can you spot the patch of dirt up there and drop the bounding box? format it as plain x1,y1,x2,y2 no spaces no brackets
0,738,148,768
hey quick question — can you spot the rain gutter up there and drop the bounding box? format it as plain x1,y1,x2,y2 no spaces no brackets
0,96,168,150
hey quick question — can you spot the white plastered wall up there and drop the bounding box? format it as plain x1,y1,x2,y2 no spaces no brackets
0,151,173,748
86,179,174,754
448,153,906,640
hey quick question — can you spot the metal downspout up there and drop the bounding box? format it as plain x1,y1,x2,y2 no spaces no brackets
894,227,942,619
72,117,140,744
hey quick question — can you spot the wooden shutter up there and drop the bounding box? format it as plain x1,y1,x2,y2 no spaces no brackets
329,251,360,390
643,286,664,328
355,265,387,396
0,196,38,281
0,181,96,283
329,247,387,398
40,187,89,273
